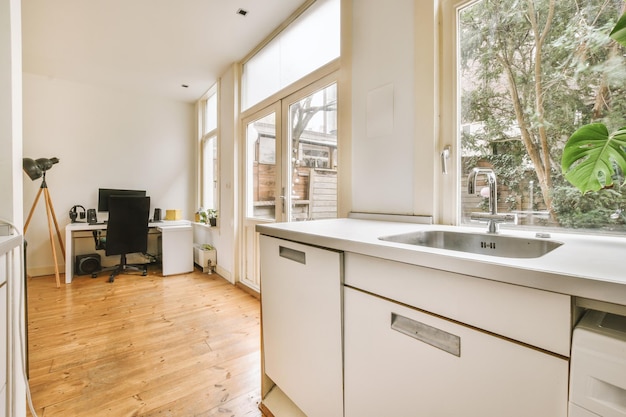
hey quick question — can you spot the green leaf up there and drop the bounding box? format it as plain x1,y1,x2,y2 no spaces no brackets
561,123,626,193
610,12,626,48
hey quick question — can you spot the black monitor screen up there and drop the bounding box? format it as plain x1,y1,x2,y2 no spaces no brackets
98,188,147,212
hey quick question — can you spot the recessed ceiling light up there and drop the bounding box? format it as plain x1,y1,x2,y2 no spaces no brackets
236,8,248,16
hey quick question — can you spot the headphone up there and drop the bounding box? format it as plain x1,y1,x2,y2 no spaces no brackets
69,205,86,223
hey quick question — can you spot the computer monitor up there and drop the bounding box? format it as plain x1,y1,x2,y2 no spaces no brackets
98,188,147,212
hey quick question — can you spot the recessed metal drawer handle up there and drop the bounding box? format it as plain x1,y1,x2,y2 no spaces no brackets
391,313,461,357
279,246,306,265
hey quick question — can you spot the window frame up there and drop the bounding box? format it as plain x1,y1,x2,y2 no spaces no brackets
441,0,626,235
198,84,219,215
240,0,341,112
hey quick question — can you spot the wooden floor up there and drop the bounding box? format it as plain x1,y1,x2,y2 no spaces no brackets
26,267,262,417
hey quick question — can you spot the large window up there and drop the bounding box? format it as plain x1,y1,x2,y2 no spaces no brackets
199,85,218,212
457,0,626,233
241,0,340,111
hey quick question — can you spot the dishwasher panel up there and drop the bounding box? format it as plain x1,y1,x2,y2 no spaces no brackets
260,235,343,417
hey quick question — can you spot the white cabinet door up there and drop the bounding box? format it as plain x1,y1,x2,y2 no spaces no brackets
344,287,569,417
260,235,343,417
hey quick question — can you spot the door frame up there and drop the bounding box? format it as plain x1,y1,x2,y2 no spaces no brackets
238,71,340,291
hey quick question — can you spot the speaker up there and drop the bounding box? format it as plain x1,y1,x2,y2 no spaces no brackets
75,253,101,275
86,209,98,224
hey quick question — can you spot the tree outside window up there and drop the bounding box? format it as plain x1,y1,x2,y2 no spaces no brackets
459,0,626,233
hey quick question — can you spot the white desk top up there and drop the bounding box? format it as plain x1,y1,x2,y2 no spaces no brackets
66,219,191,231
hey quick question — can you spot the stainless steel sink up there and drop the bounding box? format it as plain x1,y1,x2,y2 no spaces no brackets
378,230,562,258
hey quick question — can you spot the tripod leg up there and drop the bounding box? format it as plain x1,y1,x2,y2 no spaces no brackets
43,188,66,258
24,187,44,234
43,192,61,288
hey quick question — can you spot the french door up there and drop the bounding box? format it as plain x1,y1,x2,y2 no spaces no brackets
241,78,338,290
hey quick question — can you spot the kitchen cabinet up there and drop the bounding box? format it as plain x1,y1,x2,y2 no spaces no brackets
344,252,572,356
344,252,570,417
344,286,569,417
259,235,343,417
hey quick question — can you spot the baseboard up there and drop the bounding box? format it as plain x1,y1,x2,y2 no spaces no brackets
27,265,63,277
236,281,260,299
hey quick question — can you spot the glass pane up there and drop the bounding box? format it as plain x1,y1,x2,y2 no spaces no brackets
246,113,277,220
201,135,217,210
458,0,626,233
204,92,217,134
242,0,340,110
288,83,338,221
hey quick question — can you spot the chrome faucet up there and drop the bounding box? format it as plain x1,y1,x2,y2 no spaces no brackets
467,167,517,233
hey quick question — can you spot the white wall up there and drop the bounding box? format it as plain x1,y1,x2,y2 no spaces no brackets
350,0,438,217
22,73,196,276
193,64,238,284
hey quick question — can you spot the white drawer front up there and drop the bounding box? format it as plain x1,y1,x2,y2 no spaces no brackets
344,287,569,417
345,252,571,356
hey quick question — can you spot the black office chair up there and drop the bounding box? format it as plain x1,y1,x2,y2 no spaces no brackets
93,195,150,282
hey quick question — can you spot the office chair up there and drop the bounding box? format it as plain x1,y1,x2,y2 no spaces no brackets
93,195,150,283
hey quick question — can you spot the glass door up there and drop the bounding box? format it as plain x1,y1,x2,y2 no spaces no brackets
240,80,338,291
241,104,281,290
284,82,338,222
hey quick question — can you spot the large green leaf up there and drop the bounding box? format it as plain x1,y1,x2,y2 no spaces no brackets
561,123,626,193
610,12,626,48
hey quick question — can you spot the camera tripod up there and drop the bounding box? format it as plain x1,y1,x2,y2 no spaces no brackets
24,173,65,288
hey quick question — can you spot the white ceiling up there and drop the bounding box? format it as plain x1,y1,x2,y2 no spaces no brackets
21,0,307,103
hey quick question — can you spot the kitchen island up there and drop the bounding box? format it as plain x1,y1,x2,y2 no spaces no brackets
257,218,626,417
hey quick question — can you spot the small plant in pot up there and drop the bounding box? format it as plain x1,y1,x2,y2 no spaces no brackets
207,209,217,227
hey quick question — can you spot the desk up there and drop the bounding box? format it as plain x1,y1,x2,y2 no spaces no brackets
65,220,192,283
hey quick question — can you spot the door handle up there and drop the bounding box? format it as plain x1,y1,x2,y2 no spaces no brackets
441,145,451,175
279,245,306,265
391,313,461,357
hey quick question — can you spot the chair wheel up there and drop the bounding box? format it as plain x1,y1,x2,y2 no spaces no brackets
108,274,115,283
91,273,97,278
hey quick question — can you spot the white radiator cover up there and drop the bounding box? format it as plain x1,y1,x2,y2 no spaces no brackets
194,246,216,273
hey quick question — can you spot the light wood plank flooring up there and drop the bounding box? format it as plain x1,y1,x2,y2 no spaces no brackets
26,267,262,417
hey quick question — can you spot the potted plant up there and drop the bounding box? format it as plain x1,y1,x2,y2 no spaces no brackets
196,208,207,223
562,13,626,196
207,209,218,227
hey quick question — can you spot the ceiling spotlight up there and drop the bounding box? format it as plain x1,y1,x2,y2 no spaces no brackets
236,8,248,16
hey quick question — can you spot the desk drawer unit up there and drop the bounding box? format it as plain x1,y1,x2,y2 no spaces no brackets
158,225,193,276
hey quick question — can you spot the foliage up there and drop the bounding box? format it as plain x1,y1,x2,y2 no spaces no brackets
609,12,626,46
461,0,626,228
551,186,626,230
562,124,626,193
561,12,626,196
197,208,217,224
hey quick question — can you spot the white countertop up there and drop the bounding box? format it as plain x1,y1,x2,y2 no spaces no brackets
256,218,626,306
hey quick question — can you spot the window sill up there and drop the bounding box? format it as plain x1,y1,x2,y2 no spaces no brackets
193,222,218,230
